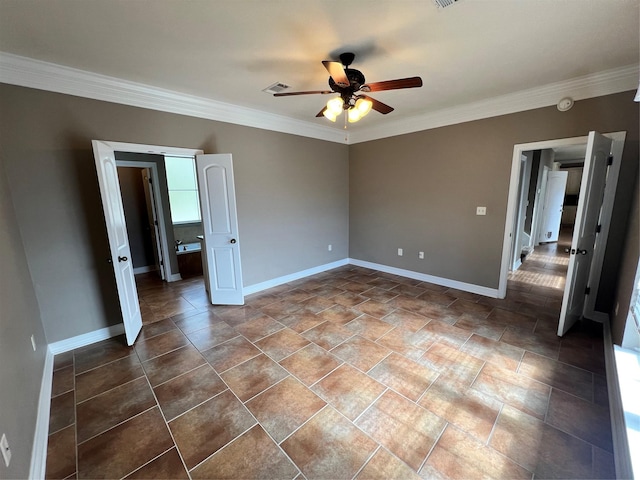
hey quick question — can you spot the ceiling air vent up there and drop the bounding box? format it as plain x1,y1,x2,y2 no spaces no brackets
433,0,459,8
263,82,291,94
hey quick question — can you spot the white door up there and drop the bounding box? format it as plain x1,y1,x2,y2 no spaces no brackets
538,171,568,243
92,140,143,345
557,132,612,336
141,169,165,280
196,154,244,305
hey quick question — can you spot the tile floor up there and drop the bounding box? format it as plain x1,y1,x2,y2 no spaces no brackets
46,240,615,479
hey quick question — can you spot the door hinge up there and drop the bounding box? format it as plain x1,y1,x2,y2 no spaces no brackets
585,286,591,295
154,220,158,226
148,177,153,184
595,224,601,233
160,261,164,266
607,155,613,166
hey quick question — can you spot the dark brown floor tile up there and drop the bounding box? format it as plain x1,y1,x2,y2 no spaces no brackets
416,301,462,324
447,298,494,317
135,329,190,362
354,299,397,319
356,390,445,471
422,424,531,479
75,353,144,403
444,288,484,303
46,425,76,480
593,446,616,479
330,335,391,373
453,313,507,341
260,299,304,320
390,283,427,298
361,286,400,303
246,376,326,443
49,391,75,434
201,335,261,373
279,311,325,333
333,290,368,308
356,448,421,479
281,288,315,304
366,277,402,291
244,291,281,309
282,406,378,479
418,377,501,443
376,327,427,361
191,425,299,479
302,320,354,350
518,351,593,401
310,284,347,299
368,353,437,401
142,344,206,387
168,389,256,470
124,447,188,479
593,374,609,407
344,314,394,341
76,376,156,443
317,304,360,324
420,343,485,387
51,365,74,397
77,407,173,479
500,326,561,360
74,336,134,374
490,404,593,479
184,320,238,351
154,364,226,421
279,343,342,386
558,338,606,376
472,363,550,420
416,290,457,306
213,305,261,326
137,318,178,341
255,328,310,361
416,319,471,349
148,297,198,320
221,353,289,401
459,334,524,371
296,295,335,314
546,388,613,452
173,310,223,334
313,364,386,420
234,314,284,342
341,280,376,295
380,309,429,333
487,307,537,331
53,351,74,371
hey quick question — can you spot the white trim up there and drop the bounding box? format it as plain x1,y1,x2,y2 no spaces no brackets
349,258,499,298
167,272,183,282
0,52,346,144
48,323,125,355
603,322,635,480
133,265,157,274
349,64,639,144
28,348,54,480
243,259,350,296
1,52,637,145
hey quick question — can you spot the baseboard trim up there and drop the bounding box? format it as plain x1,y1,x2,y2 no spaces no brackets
133,265,157,275
167,273,183,282
48,323,126,355
243,259,350,296
603,321,634,480
29,347,54,480
348,258,500,298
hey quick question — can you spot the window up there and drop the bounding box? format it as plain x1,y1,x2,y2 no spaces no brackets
165,156,201,224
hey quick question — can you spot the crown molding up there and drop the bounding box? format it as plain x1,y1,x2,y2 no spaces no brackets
0,52,347,144
1,52,637,145
349,64,639,144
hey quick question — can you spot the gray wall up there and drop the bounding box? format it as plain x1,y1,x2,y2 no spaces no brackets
0,84,349,343
0,155,47,478
349,91,638,324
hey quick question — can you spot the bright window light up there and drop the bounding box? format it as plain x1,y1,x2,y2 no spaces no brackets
165,156,201,224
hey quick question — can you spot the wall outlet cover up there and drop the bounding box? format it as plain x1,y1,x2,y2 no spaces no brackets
397,248,403,256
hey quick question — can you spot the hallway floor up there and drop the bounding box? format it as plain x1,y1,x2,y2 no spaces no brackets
45,250,614,479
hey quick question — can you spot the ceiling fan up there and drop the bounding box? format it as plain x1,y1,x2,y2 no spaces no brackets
273,52,423,123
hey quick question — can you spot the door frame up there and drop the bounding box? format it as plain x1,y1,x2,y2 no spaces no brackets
116,160,172,281
499,131,625,319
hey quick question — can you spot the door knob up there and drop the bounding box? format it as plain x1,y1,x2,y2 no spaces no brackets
230,239,237,244
577,249,588,255
118,256,128,262
564,248,570,253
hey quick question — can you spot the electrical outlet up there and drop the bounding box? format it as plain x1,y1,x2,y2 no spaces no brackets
397,248,403,256
476,206,487,215
31,334,36,352
419,251,424,259
328,244,332,252
1,434,11,467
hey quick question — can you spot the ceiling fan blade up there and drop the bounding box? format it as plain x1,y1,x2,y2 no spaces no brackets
361,76,423,92
316,107,327,118
360,95,394,114
274,90,333,97
322,61,349,87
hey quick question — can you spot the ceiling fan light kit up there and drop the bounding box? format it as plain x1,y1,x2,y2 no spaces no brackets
274,52,423,124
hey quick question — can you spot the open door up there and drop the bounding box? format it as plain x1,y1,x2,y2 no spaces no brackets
92,140,143,345
141,169,165,280
557,132,612,336
196,154,244,305
538,171,568,243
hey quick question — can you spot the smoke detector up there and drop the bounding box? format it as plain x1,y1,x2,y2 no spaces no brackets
263,82,290,94
433,0,460,8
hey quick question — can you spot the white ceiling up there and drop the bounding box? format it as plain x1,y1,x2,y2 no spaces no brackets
0,0,638,138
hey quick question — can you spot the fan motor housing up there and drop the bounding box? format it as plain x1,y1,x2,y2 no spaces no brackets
329,68,366,95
